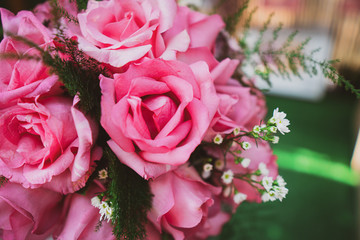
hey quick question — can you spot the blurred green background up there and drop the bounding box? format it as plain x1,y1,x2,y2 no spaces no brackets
0,0,359,239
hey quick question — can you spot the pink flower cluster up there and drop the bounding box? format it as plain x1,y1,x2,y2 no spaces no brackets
0,0,279,239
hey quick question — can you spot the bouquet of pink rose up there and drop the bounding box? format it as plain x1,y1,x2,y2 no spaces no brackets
3,0,344,239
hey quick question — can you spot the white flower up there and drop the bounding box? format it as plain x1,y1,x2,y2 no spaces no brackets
202,170,211,179
258,162,269,176
213,134,223,144
99,201,113,222
272,136,279,144
233,127,241,136
241,158,251,168
262,191,276,202
214,159,224,170
273,186,289,202
221,170,234,185
253,125,261,134
98,169,108,180
276,175,286,187
203,163,213,172
262,176,273,192
271,108,290,135
269,126,277,133
241,141,251,150
233,192,247,204
91,196,101,208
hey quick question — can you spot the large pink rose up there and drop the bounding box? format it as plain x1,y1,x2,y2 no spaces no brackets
0,182,63,240
148,166,222,240
55,181,115,240
178,48,266,139
100,59,219,179
75,0,224,68
0,9,57,108
0,96,102,194
76,0,180,67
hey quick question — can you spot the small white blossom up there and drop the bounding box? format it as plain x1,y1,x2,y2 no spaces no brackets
233,127,241,136
233,192,247,204
253,125,261,134
273,186,288,202
203,163,213,172
91,196,101,208
202,170,211,179
215,159,224,170
261,191,276,202
213,134,223,144
262,176,273,192
241,158,251,168
223,186,232,197
221,170,234,185
276,175,286,187
258,162,269,176
99,201,113,222
271,108,290,135
98,169,108,180
272,136,279,144
241,141,251,150
269,126,277,133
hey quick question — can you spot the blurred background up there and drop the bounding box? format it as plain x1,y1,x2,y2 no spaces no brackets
0,0,359,239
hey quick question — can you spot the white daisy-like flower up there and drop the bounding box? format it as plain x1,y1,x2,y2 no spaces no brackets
269,126,277,133
261,191,276,202
221,169,234,185
273,186,289,202
241,158,251,168
253,125,261,134
99,201,113,222
233,192,247,204
271,108,290,135
214,159,224,170
202,170,211,179
258,162,269,176
203,163,213,172
241,141,251,150
213,134,223,144
262,176,273,192
233,127,241,136
272,136,279,144
91,196,101,208
276,175,287,187
98,169,108,180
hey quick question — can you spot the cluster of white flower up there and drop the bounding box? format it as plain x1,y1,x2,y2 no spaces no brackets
91,196,114,222
269,108,290,135
261,176,288,202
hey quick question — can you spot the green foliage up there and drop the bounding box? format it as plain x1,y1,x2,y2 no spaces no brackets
106,147,153,240
50,0,79,24
224,0,250,35
0,176,8,187
74,0,89,11
42,32,107,120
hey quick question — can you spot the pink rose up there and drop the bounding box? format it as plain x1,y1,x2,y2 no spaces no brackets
178,48,266,139
0,9,58,108
76,0,181,67
0,96,102,194
0,8,52,50
100,59,219,179
55,181,115,240
148,166,222,240
162,6,224,55
0,182,63,240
